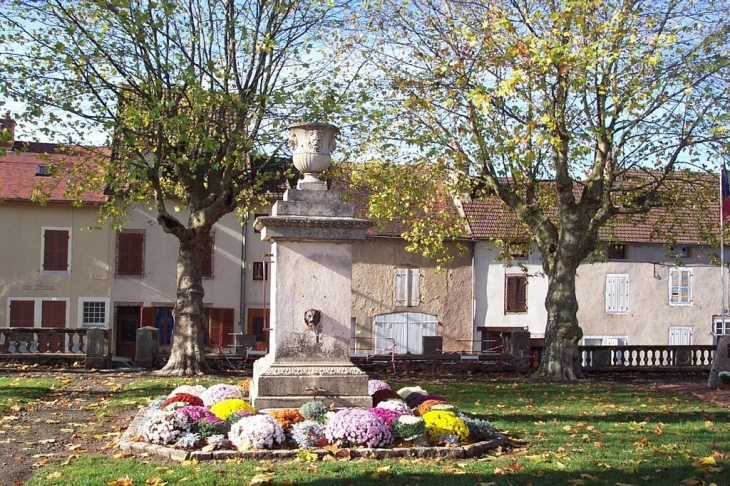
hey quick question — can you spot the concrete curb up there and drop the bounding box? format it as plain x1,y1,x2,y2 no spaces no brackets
119,408,506,462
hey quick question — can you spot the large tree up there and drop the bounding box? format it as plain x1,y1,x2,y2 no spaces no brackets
352,0,730,380
0,0,355,375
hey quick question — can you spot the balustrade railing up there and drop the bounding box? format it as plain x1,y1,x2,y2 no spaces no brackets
0,327,91,355
529,345,715,371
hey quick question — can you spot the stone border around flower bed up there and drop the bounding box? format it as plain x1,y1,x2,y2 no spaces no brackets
118,408,506,461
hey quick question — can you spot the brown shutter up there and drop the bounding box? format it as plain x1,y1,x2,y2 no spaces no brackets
208,308,234,348
40,300,66,352
44,230,69,271
10,300,34,326
140,307,155,327
117,232,145,276
506,276,527,313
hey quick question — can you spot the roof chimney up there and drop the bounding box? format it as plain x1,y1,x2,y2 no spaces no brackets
0,111,16,150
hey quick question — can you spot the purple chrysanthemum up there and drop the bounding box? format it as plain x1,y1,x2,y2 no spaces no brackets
324,408,393,448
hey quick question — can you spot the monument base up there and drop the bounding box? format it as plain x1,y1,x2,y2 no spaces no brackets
250,354,371,409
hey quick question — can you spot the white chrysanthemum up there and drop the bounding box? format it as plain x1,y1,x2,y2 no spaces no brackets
174,432,201,449
376,399,412,416
228,415,285,450
396,386,427,399
140,409,191,445
168,385,206,398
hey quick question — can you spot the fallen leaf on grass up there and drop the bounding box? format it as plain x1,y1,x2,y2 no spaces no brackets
46,471,62,479
108,476,134,486
249,474,273,485
145,478,166,485
61,455,79,466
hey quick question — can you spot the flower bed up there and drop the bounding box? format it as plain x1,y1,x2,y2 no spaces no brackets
120,378,505,461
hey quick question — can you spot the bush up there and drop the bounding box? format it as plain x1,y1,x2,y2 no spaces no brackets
229,415,285,450
324,408,393,448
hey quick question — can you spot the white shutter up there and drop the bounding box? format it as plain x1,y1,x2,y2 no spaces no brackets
395,268,408,306
395,268,420,307
605,274,629,313
669,326,692,345
408,268,420,307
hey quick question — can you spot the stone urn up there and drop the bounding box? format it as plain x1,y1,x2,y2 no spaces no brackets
288,122,339,189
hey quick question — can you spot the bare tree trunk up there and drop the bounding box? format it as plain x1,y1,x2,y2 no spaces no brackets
535,252,584,381
155,230,212,376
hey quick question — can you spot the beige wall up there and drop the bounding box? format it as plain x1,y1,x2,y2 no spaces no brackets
111,203,245,330
576,260,721,345
474,240,726,346
0,201,111,327
351,238,473,353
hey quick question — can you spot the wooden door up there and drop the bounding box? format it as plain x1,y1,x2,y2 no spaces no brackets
247,308,270,351
116,306,140,359
40,300,66,352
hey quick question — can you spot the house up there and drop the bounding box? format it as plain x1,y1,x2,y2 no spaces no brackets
0,114,112,340
460,180,730,351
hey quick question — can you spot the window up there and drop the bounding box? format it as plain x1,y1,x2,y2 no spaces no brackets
669,268,692,305
605,274,629,313
42,227,70,272
80,298,109,327
395,267,420,307
714,317,730,344
116,231,145,276
606,244,627,260
253,262,269,280
505,275,527,313
202,234,214,278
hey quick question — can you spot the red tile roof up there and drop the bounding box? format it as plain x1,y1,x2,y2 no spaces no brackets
0,142,108,204
462,174,719,245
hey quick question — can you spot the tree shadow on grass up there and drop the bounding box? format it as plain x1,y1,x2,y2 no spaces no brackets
279,464,730,486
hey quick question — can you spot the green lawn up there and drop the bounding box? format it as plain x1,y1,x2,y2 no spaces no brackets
25,375,730,486
0,375,66,413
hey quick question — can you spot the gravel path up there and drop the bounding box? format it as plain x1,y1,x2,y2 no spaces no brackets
0,370,141,486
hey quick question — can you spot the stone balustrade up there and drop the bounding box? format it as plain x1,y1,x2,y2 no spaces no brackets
0,326,111,368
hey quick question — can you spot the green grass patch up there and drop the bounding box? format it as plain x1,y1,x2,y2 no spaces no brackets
26,376,730,486
102,376,223,412
0,376,65,413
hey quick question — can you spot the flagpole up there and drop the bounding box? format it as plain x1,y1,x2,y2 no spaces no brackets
721,154,726,341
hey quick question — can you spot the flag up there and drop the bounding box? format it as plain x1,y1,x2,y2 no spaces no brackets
720,164,730,222
722,165,730,222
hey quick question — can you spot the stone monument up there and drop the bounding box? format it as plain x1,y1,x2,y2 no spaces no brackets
248,122,373,410
708,335,730,387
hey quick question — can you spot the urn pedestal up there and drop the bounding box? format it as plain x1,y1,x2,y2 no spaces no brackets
249,124,373,410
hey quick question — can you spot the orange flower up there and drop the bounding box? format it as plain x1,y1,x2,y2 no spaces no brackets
268,409,304,430
415,399,447,416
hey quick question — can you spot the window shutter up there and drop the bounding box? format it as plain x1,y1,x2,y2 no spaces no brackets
395,268,408,306
208,308,234,348
505,276,527,313
43,230,69,271
10,300,34,327
408,268,420,307
118,232,145,276
606,274,629,313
